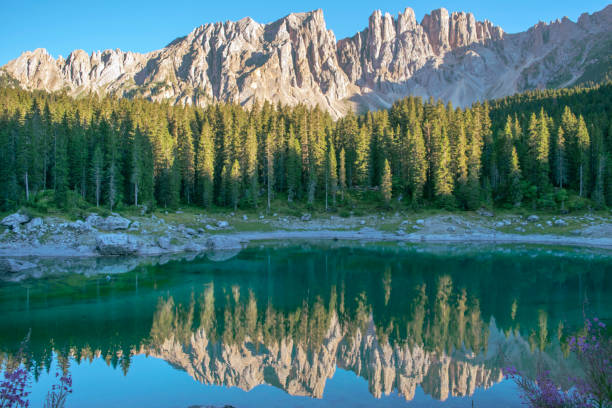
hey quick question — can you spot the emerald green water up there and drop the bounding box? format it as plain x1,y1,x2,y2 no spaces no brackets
0,243,611,407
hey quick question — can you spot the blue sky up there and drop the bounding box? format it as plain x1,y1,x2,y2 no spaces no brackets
1,0,609,65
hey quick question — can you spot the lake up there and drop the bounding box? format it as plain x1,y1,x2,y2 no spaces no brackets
1,242,610,407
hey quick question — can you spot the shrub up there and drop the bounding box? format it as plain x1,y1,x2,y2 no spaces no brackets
505,317,611,408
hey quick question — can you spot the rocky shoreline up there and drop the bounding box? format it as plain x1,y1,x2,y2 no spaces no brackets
1,210,611,277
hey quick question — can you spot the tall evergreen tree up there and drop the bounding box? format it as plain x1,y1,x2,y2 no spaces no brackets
230,159,241,211
338,148,346,202
576,116,590,197
381,159,392,206
243,123,258,207
286,127,302,202
196,122,214,207
92,144,104,208
325,139,338,210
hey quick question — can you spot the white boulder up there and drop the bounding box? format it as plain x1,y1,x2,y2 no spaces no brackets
96,234,139,256
1,213,30,229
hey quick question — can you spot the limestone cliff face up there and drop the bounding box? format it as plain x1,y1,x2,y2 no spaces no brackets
143,314,505,401
3,5,611,118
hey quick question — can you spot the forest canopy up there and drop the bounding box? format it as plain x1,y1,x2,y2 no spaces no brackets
0,82,611,213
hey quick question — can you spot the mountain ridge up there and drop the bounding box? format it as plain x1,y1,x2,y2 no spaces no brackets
2,5,611,118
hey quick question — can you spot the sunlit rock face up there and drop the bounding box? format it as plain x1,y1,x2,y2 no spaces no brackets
3,6,611,118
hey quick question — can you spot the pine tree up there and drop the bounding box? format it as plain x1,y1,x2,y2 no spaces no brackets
266,130,275,212
508,147,522,206
325,139,337,210
452,120,468,199
54,114,69,208
286,126,302,202
553,126,567,189
434,130,454,205
92,144,104,208
576,116,590,197
404,127,427,203
526,111,550,194
354,126,369,186
230,159,241,211
465,112,483,210
339,148,346,201
177,118,195,204
196,122,214,207
243,123,258,207
381,159,392,206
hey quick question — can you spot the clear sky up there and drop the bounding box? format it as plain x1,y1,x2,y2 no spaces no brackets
1,0,610,65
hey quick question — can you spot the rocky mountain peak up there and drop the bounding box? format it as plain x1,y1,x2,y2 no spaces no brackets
2,5,610,117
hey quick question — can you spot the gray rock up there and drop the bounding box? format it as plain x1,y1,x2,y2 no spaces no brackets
515,227,526,233
68,220,93,233
85,214,103,227
1,213,30,229
128,221,140,231
527,215,540,222
157,236,172,250
205,236,243,251
183,227,197,236
301,213,312,222
546,221,552,226
412,225,422,230
242,215,248,221
96,234,139,256
554,219,568,226
477,209,494,217
216,220,230,229
98,215,131,230
183,242,203,252
495,221,505,228
415,219,425,226
401,220,409,226
205,224,217,231
0,258,37,273
24,217,43,231
360,220,366,225
447,226,457,232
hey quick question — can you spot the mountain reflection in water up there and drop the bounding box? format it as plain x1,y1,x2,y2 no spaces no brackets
0,244,610,405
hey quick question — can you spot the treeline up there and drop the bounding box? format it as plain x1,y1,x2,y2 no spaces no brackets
0,82,610,213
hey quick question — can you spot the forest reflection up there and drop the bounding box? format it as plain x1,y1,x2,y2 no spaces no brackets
0,245,609,401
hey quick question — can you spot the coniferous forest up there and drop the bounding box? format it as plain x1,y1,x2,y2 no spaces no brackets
0,82,611,214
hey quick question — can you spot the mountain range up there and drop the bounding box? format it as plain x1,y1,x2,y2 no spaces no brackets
2,5,611,118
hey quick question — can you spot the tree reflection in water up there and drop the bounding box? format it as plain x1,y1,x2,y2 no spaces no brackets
0,244,609,402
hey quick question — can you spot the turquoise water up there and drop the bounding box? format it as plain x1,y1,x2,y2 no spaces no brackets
1,243,611,407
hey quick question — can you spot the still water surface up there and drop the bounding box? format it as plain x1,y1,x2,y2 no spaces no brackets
1,243,611,407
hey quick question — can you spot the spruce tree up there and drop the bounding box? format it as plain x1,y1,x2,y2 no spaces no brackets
92,145,104,208
434,130,454,205
554,126,567,189
54,115,69,208
405,128,427,203
196,122,214,207
230,159,241,211
286,126,302,202
381,159,392,206
576,116,590,197
243,123,258,207
266,130,275,212
339,148,346,202
325,139,337,210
